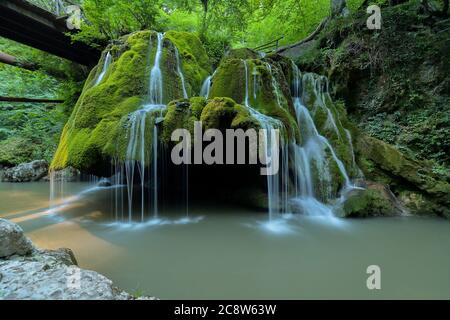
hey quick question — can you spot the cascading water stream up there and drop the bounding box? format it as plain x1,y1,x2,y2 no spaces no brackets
290,63,357,216
112,32,192,222
200,75,212,98
200,69,217,98
119,32,167,222
174,46,188,99
242,60,284,220
49,50,111,215
94,52,112,86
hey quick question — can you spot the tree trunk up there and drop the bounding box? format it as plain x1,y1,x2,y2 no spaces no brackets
0,51,70,79
276,17,329,54
277,0,348,54
201,0,208,13
0,51,39,71
0,96,64,103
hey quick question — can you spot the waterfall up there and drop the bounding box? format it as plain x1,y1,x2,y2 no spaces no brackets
201,69,217,98
149,33,164,105
79,40,360,223
114,33,165,222
253,66,258,99
111,32,192,222
290,63,356,215
242,60,285,219
174,46,188,99
94,52,112,86
200,75,212,98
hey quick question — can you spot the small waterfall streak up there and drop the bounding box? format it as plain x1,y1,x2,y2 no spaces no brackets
243,60,282,219
152,125,158,219
290,63,355,215
174,46,188,99
253,66,258,100
119,32,165,222
200,75,212,98
94,52,112,86
149,33,164,105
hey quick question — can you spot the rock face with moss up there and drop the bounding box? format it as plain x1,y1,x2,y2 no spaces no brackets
209,49,299,141
50,26,448,217
161,96,260,144
290,1,450,217
355,135,450,217
340,182,404,218
51,31,210,175
51,36,365,212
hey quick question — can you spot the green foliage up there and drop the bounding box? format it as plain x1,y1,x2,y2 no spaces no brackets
0,105,65,165
72,0,371,52
0,38,83,166
201,34,230,68
296,0,450,172
72,0,161,46
244,0,331,48
51,31,211,174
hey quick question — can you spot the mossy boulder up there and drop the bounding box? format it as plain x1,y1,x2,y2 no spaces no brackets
285,1,450,217
356,135,450,217
161,97,261,144
209,55,299,141
341,182,403,218
51,30,211,175
165,31,211,96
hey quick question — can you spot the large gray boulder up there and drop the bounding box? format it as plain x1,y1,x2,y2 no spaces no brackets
42,166,81,182
0,219,156,300
0,250,132,300
1,160,48,182
0,219,33,258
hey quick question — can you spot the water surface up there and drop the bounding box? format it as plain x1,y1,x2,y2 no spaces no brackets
1,182,449,299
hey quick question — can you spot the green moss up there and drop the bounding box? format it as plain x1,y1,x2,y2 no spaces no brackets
160,97,260,145
161,99,196,144
51,30,213,174
355,134,450,215
200,97,255,131
209,57,299,142
190,96,208,119
209,59,246,104
165,31,211,96
343,187,397,218
51,31,152,173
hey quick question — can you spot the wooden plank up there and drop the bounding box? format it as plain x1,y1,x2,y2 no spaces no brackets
0,0,100,66
0,96,64,103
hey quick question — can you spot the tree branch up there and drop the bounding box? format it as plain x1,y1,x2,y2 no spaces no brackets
275,17,329,54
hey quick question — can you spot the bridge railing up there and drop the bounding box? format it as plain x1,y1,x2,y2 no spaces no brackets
252,36,284,53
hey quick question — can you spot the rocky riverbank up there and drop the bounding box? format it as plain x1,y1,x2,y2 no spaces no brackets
0,218,156,300
0,160,80,183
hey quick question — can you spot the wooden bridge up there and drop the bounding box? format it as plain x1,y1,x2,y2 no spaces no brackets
0,0,100,66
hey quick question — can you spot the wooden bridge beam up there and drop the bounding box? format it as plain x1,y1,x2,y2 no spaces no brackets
0,0,100,66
